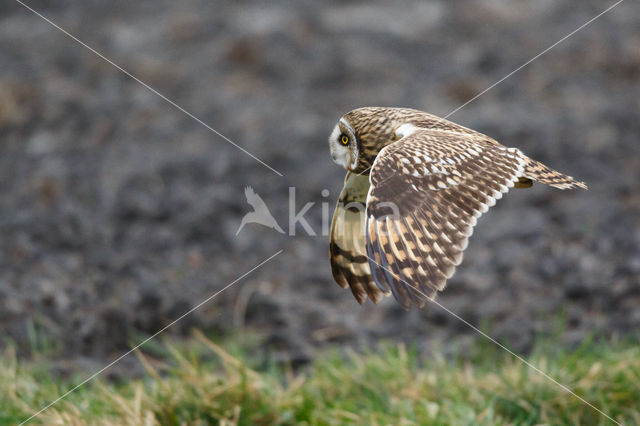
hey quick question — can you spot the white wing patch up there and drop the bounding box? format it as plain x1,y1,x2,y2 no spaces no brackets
395,123,420,139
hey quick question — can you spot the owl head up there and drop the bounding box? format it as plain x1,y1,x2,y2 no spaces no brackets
328,107,414,174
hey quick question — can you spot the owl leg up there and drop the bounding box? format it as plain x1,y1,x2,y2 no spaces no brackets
514,177,533,188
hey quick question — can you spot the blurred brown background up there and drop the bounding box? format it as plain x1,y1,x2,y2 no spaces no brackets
0,0,638,371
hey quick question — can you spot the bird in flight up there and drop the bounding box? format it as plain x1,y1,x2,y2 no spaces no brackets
328,107,586,309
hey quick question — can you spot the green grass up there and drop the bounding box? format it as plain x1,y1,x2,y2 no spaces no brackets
1,330,639,425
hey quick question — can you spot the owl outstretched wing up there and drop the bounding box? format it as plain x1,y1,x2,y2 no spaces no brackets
330,172,390,304
365,128,529,309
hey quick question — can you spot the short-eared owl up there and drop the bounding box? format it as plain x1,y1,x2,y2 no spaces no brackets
328,107,586,309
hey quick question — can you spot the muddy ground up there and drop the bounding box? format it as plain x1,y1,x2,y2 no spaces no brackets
1,0,639,374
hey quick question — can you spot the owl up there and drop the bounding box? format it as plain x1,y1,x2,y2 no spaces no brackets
328,107,586,309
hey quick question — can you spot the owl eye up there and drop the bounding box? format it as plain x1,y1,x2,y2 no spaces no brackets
340,134,349,145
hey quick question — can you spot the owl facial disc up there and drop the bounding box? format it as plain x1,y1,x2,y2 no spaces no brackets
328,118,358,170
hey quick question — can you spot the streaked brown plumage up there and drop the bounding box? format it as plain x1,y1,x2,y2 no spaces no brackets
328,107,587,309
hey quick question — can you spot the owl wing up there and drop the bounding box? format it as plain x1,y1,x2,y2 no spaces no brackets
330,172,390,304
365,128,528,309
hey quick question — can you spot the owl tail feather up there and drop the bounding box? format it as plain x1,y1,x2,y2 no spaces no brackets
523,157,588,190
